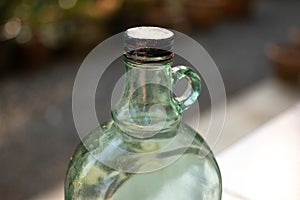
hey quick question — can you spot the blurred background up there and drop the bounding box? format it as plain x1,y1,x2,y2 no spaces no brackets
0,0,299,199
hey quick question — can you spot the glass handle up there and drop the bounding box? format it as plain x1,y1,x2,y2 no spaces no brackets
172,65,201,112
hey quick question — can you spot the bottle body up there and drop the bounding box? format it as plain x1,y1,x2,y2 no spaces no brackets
65,121,221,200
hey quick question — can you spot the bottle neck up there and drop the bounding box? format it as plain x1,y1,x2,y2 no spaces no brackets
112,55,181,138
123,59,173,105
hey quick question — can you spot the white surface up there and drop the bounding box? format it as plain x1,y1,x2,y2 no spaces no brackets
217,103,300,200
197,77,300,153
126,26,174,40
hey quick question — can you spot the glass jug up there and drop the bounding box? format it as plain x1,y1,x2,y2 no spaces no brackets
65,26,222,200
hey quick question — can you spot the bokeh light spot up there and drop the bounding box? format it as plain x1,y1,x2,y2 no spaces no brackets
3,17,22,39
58,0,77,9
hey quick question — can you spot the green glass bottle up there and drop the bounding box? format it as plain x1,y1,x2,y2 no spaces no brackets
65,27,222,200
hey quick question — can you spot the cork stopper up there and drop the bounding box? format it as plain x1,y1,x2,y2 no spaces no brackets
124,27,174,63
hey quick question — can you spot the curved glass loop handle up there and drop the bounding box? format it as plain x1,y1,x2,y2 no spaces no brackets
172,65,201,113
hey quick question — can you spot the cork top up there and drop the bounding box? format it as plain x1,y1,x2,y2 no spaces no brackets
126,27,174,40
124,26,174,63
124,26,174,52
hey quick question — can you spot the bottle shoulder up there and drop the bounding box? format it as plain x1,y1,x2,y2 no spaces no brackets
75,121,214,156
67,120,218,174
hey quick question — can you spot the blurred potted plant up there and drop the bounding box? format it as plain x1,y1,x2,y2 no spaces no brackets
0,0,124,70
1,1,66,68
142,0,191,33
184,0,225,30
266,43,300,82
222,0,252,18
289,27,300,48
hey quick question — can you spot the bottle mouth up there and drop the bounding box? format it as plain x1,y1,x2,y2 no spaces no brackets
124,26,174,63
124,48,174,63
